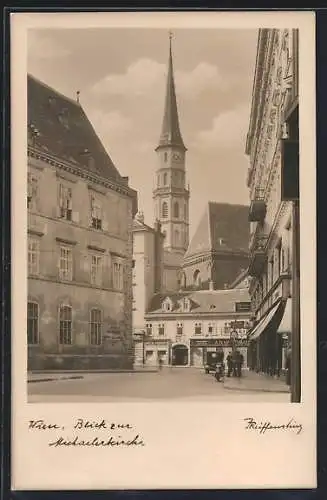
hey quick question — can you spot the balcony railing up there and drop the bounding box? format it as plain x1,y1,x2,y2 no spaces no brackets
249,187,267,222
248,237,268,277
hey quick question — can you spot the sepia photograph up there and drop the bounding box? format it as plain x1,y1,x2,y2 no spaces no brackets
10,11,316,491
25,25,301,404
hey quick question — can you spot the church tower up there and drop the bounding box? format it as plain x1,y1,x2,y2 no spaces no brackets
153,34,190,255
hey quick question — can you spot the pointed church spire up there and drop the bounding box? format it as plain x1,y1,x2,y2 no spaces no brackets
156,32,186,151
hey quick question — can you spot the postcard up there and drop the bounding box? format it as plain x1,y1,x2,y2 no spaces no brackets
11,10,316,490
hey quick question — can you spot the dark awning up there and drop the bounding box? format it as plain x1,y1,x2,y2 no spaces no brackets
248,299,285,341
277,298,292,334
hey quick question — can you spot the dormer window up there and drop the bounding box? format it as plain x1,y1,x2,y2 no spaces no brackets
209,304,216,310
181,297,190,312
162,298,172,312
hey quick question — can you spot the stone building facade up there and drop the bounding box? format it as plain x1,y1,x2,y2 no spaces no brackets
245,28,299,378
27,75,137,371
133,288,252,368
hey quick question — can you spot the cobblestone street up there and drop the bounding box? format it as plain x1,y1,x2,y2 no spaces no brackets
28,367,290,403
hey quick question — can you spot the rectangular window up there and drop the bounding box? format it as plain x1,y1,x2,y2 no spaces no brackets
194,323,202,335
90,194,103,230
158,324,165,336
113,261,123,290
208,324,214,335
59,305,72,345
28,238,39,275
90,308,102,345
59,184,72,221
27,173,38,210
59,246,73,281
176,323,183,335
27,302,39,345
146,323,152,336
91,255,102,286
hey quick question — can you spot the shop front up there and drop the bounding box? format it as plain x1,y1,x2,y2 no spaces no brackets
190,338,249,368
143,339,171,366
247,298,291,377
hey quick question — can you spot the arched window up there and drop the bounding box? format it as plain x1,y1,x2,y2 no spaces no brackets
161,202,168,218
163,173,168,185
193,269,201,287
173,201,179,218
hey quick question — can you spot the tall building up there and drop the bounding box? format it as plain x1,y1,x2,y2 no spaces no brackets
27,75,137,371
182,202,249,290
245,29,299,384
153,37,190,291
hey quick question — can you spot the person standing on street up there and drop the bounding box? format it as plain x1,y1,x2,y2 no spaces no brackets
236,351,244,377
226,352,233,377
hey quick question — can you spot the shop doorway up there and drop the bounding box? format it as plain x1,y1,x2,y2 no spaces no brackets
172,344,188,366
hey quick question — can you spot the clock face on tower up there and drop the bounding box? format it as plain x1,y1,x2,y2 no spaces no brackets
173,152,182,161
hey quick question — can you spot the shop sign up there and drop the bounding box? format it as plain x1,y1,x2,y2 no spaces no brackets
190,338,249,348
144,338,169,344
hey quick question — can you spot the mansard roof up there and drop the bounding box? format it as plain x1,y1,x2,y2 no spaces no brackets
27,74,124,184
183,201,250,261
146,288,250,315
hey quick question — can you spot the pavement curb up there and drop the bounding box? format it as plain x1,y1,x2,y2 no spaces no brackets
223,384,290,394
28,376,85,383
28,369,159,383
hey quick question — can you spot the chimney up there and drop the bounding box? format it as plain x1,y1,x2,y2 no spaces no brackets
209,280,214,291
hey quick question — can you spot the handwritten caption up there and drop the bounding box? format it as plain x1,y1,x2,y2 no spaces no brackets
244,417,303,435
28,419,146,448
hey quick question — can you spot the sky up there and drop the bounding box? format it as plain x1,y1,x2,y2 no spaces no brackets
28,28,258,239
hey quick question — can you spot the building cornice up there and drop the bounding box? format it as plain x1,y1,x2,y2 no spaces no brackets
145,311,251,320
246,29,269,156
28,146,136,200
